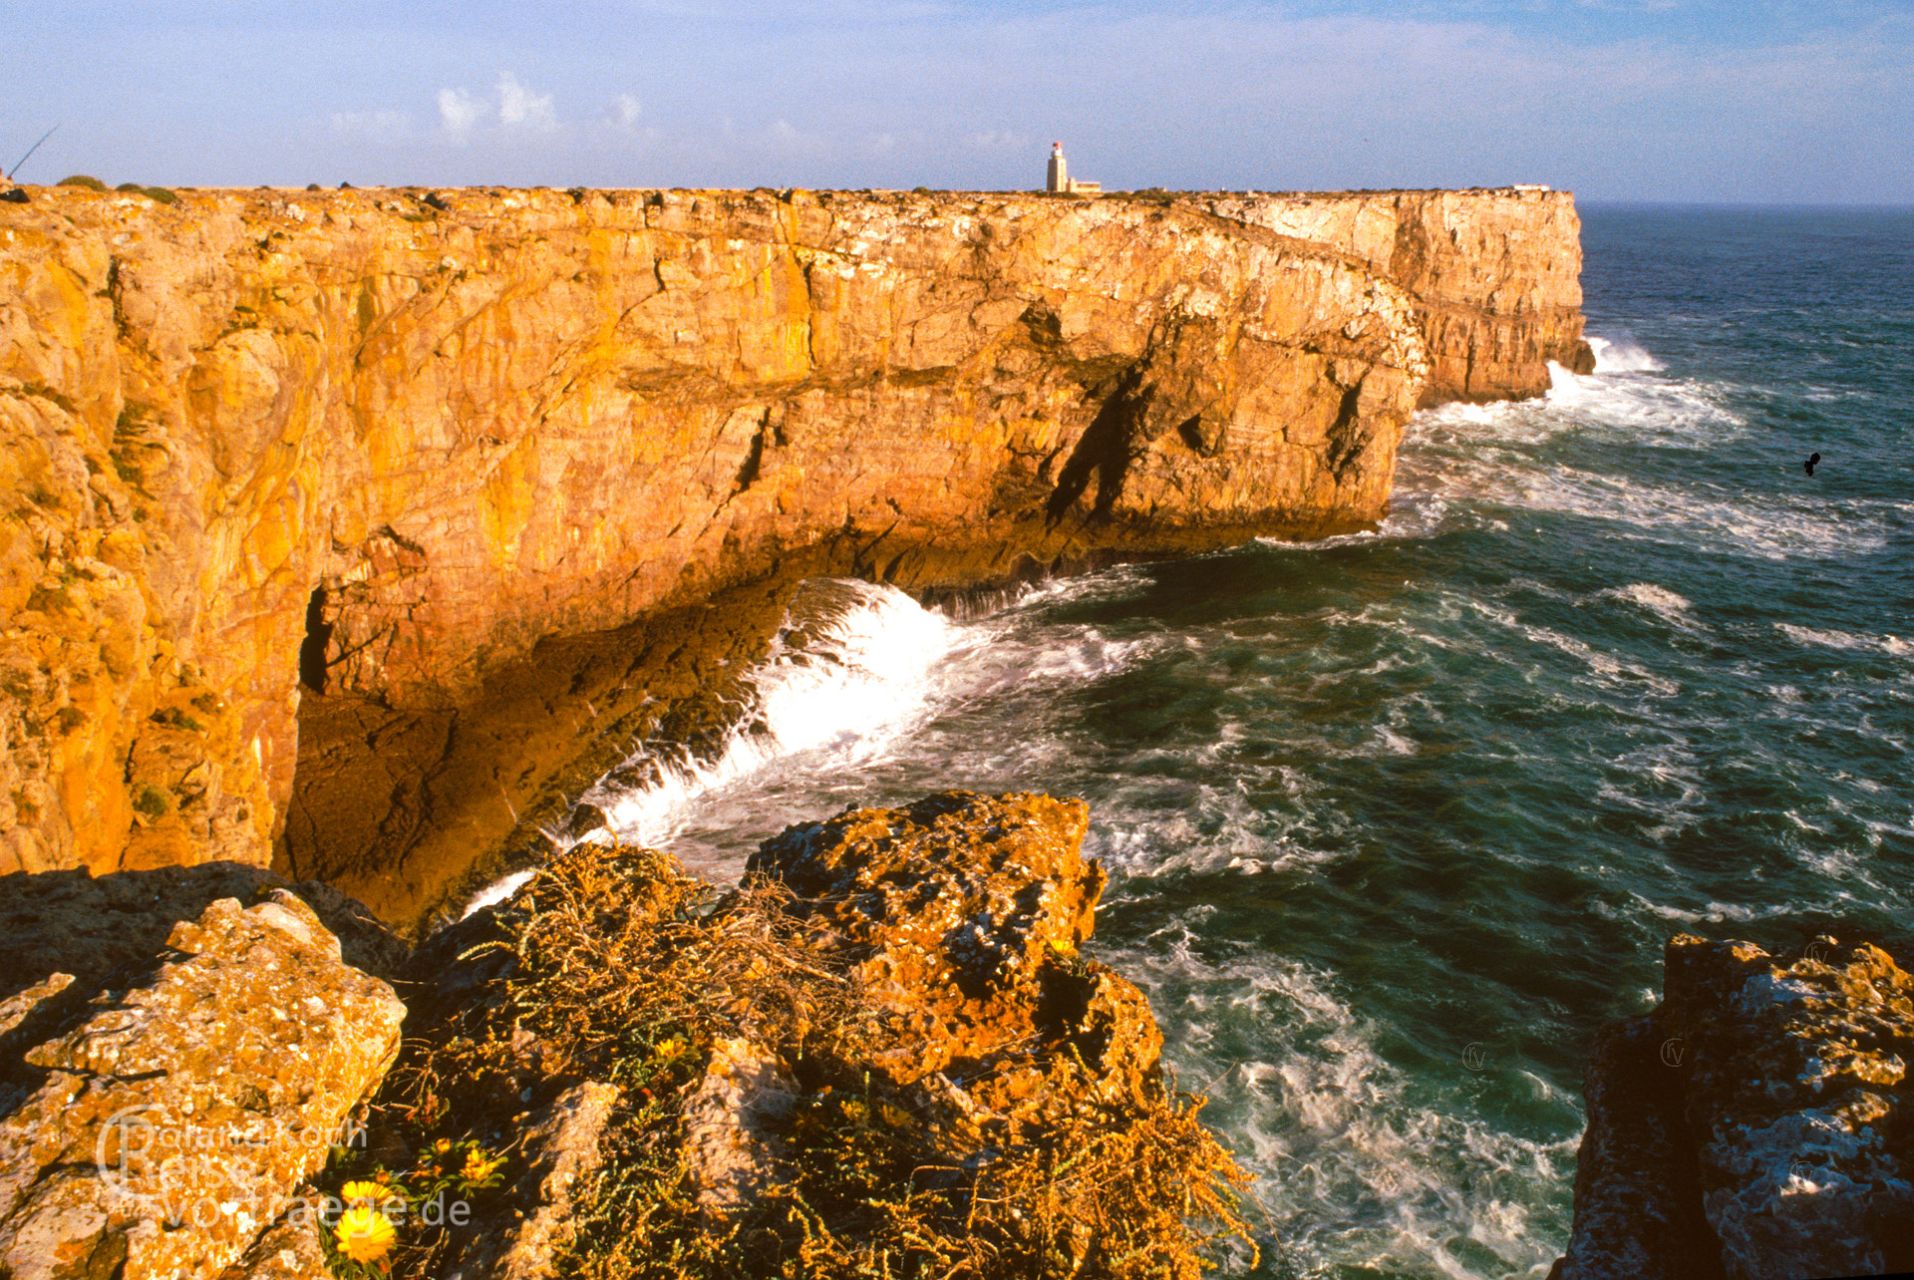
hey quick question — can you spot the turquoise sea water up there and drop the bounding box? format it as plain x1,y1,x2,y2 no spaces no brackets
557,206,1914,1276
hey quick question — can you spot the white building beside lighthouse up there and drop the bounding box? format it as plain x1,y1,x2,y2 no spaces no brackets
1045,142,1100,196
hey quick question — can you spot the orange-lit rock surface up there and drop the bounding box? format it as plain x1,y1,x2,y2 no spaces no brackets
750,791,1163,1115
0,184,1589,896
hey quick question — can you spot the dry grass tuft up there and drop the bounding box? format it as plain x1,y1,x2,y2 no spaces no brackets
377,842,1256,1279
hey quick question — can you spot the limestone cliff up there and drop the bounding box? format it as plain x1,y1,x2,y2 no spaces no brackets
0,184,1589,905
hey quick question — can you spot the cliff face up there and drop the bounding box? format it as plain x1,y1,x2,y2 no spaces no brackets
1553,934,1914,1280
0,184,1588,893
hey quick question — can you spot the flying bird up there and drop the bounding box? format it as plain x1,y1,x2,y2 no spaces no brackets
1804,452,1821,477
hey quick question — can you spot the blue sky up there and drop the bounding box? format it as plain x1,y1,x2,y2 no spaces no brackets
3,1,1911,202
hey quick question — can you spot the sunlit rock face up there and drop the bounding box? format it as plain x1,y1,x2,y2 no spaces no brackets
0,185,1589,886
0,894,404,1280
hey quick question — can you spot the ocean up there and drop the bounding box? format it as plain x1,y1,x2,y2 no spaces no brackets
509,205,1914,1277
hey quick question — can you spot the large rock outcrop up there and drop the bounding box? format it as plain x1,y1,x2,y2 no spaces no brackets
0,184,1589,913
1553,934,1914,1280
366,790,1247,1277
749,791,1163,1111
0,894,405,1280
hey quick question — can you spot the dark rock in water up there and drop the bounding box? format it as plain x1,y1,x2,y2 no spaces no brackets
1548,1015,1722,1280
561,802,612,843
1553,933,1914,1280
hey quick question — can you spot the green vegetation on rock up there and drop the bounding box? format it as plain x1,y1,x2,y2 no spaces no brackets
362,820,1254,1279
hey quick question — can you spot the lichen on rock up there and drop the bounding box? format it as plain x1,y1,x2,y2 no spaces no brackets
365,790,1252,1279
1553,933,1914,1280
0,894,405,1280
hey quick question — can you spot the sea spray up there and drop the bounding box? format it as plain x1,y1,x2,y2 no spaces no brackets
585,578,958,848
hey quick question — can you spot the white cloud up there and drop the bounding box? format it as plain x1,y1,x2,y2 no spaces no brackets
437,86,487,136
497,72,558,131
767,118,824,153
435,73,559,140
966,130,1028,151
609,93,642,129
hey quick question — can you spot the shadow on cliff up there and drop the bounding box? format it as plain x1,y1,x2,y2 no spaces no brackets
1047,366,1149,524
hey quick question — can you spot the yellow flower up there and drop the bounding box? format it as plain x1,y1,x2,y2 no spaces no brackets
339,1180,383,1205
335,1206,395,1263
1048,936,1076,956
434,1138,453,1154
462,1148,505,1182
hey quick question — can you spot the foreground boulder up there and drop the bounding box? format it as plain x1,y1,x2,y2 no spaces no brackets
749,791,1163,1109
0,894,405,1279
1553,934,1914,1280
370,790,1248,1279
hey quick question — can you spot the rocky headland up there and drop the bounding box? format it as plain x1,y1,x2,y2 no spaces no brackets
49,182,1893,1277
0,182,1591,926
0,180,1898,1278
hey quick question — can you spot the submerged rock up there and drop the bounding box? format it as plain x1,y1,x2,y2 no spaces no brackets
0,895,405,1280
1553,933,1914,1280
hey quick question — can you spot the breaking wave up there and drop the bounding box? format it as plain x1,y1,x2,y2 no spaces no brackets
582,579,959,850
1587,334,1664,373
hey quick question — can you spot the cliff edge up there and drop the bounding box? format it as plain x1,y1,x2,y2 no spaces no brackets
0,184,1589,913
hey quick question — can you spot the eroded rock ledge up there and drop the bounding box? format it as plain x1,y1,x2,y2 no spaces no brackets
0,791,1251,1278
1553,933,1914,1280
0,184,1589,918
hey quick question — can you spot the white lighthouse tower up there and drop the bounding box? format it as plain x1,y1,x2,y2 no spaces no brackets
1044,141,1100,197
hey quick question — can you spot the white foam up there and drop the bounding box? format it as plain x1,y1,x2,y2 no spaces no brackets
1542,364,1741,443
1604,582,1695,628
1775,622,1910,658
460,868,535,919
585,579,957,850
1607,577,1699,619
1587,335,1665,374
1502,467,1885,562
1117,926,1578,1278
1467,599,1679,696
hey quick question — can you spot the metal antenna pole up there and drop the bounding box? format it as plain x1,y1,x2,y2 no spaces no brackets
10,124,60,180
